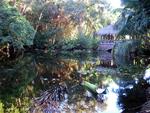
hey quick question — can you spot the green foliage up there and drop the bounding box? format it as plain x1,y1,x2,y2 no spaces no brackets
113,40,140,57
0,97,31,113
75,36,93,49
6,104,20,113
0,101,4,113
9,17,35,48
0,55,36,111
0,54,36,112
33,27,61,49
81,37,97,49
0,0,117,51
61,35,99,50
0,2,35,49
21,0,113,50
61,0,113,33
78,61,103,85
115,0,150,36
113,40,141,67
81,81,98,93
5,97,30,113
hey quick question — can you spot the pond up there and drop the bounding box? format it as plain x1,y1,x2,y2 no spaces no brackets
0,51,149,113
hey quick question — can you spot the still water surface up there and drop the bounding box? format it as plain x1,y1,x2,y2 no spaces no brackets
0,51,149,113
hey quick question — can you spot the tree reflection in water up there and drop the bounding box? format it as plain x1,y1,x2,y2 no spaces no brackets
0,54,36,112
118,79,150,113
0,52,149,113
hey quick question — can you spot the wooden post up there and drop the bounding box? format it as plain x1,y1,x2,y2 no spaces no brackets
101,35,103,41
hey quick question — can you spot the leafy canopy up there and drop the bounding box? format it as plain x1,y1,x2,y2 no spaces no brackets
0,2,35,49
115,0,150,36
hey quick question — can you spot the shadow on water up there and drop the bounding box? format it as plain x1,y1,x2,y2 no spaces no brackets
118,79,150,113
0,51,149,113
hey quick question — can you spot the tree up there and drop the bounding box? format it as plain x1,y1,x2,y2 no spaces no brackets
115,0,150,36
15,0,114,49
0,1,35,52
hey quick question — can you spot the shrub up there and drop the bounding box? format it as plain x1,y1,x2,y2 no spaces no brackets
0,2,35,49
61,35,99,50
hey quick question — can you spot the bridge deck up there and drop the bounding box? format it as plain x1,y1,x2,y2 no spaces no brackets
98,40,116,51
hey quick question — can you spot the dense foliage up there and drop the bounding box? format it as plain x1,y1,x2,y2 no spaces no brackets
0,1,150,113
0,2,35,50
115,0,150,36
14,0,115,50
113,0,150,51
0,0,119,52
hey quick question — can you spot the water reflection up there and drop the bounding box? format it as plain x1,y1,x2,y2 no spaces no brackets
0,57,35,113
118,79,150,113
0,52,149,113
144,68,150,80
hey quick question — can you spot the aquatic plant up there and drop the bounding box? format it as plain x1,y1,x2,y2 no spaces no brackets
30,83,68,113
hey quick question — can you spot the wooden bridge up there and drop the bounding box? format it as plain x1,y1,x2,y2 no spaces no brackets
98,40,116,51
98,51,116,67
